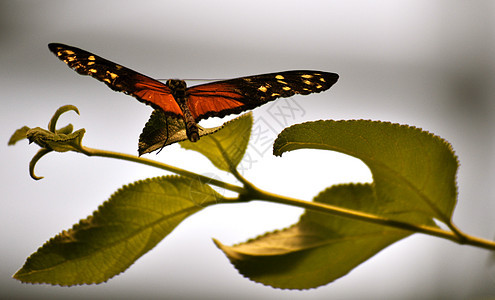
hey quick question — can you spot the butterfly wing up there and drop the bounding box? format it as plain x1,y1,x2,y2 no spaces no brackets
138,109,223,155
48,43,183,117
49,44,339,141
185,70,339,121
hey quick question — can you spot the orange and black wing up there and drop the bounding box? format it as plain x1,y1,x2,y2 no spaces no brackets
48,43,182,117
185,70,339,122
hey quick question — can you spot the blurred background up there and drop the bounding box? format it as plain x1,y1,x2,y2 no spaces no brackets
2,1,495,299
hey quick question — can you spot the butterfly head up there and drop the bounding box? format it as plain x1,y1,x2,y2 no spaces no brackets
166,79,187,97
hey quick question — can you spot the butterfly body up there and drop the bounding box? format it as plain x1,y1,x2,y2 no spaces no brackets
48,43,339,142
166,79,199,141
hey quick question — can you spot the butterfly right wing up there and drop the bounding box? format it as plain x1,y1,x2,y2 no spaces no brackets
186,70,339,122
48,43,183,117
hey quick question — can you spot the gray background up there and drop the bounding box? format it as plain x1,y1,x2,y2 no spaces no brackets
2,1,495,299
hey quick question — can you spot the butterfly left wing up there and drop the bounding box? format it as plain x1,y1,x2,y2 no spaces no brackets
48,43,183,117
185,70,339,122
138,110,222,155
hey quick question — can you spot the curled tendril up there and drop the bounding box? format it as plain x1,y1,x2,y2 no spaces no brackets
29,149,52,180
48,105,79,132
9,105,84,180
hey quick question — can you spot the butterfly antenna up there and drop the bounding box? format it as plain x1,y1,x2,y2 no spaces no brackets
156,78,225,82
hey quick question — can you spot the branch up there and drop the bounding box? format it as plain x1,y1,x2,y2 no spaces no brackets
78,145,245,194
245,186,495,251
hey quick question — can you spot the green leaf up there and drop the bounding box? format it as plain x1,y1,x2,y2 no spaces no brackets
8,126,31,145
14,175,224,286
180,113,252,172
26,127,85,152
273,120,458,224
138,110,222,155
214,183,434,289
9,124,76,147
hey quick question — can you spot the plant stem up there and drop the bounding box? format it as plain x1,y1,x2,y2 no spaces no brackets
78,145,245,194
78,146,495,251
246,186,495,251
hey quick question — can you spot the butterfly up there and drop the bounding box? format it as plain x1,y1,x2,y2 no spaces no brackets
48,43,339,143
